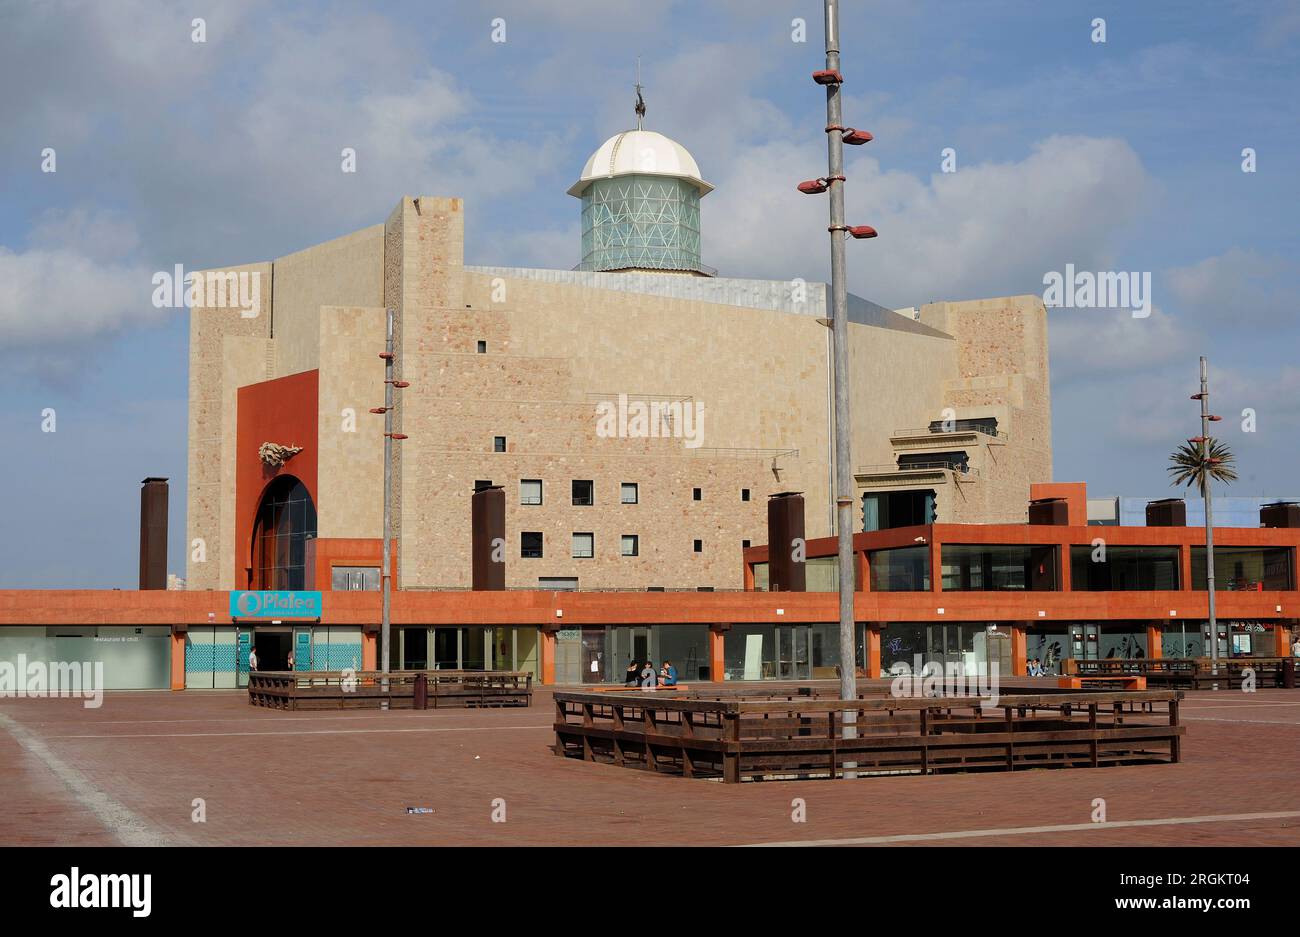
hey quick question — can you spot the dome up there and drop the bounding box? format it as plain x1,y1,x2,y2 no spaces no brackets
567,129,713,198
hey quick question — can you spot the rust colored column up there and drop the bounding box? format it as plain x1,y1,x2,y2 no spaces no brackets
709,624,730,682
139,477,168,590
766,492,806,592
169,629,186,690
540,629,557,685
471,485,506,591
361,629,378,670
1147,621,1164,659
864,622,881,678
1010,623,1028,676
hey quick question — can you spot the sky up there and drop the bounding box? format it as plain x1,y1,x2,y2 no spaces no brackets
1,0,1297,588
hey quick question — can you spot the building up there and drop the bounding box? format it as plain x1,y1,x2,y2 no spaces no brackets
1089,495,1300,528
185,117,1052,611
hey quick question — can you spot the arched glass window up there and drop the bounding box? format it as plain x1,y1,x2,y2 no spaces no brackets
251,476,317,590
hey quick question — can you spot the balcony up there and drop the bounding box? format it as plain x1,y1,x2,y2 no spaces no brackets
889,424,1009,450
856,460,979,489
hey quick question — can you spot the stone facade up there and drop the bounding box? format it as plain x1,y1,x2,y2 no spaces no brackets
186,195,1053,592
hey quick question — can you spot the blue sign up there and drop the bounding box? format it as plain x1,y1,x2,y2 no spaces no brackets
230,590,323,619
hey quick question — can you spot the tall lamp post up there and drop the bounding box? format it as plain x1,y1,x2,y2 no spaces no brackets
371,307,409,705
1190,356,1222,687
799,0,877,774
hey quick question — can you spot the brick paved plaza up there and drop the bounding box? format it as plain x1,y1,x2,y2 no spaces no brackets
3,686,1299,847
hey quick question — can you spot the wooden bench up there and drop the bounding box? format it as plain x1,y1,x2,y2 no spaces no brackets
248,670,533,710
1059,675,1146,691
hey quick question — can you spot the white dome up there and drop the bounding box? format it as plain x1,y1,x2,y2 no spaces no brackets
567,129,713,198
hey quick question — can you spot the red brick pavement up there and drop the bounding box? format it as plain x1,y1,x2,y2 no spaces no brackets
2,686,1298,846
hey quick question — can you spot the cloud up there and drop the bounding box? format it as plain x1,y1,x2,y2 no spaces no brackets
1166,248,1297,326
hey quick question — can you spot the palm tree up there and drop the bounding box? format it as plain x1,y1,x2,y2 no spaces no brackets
1167,439,1239,494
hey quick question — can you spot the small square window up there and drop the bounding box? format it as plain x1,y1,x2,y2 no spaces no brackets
621,534,639,557
521,532,543,559
742,539,751,549
476,340,487,354
620,482,639,504
572,532,594,559
493,436,506,453
572,479,594,506
693,539,703,553
520,479,542,505
741,488,751,502
692,487,702,501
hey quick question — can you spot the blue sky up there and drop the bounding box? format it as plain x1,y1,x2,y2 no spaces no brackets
1,0,1297,587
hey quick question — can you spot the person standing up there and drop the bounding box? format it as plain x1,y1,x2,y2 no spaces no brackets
248,645,259,673
1291,632,1300,658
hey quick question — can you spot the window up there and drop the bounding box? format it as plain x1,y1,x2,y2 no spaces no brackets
862,490,936,531
741,488,751,502
572,532,594,559
621,535,639,557
697,586,714,592
1191,547,1294,591
693,539,703,553
941,544,1059,591
1070,546,1180,591
540,576,578,591
520,479,542,505
252,475,317,590
572,479,594,506
693,487,702,501
476,340,487,354
493,436,506,453
331,566,379,591
620,482,639,504
868,546,932,592
742,539,751,549
474,479,493,491
521,532,543,559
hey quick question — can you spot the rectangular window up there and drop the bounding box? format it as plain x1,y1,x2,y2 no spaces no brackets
1069,546,1180,591
692,487,702,501
572,479,594,506
330,566,380,591
693,539,703,553
493,436,506,453
520,532,543,559
476,340,487,354
741,488,751,502
742,539,751,549
474,479,493,491
868,546,932,592
572,532,594,559
621,482,638,504
941,544,1059,591
862,490,936,531
1191,546,1294,591
520,479,542,505
621,535,639,557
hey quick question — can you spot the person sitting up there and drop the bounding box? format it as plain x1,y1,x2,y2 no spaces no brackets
624,660,641,686
640,660,658,689
659,660,678,687
1027,658,1044,677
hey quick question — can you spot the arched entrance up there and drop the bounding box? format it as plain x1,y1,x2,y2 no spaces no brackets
250,475,317,591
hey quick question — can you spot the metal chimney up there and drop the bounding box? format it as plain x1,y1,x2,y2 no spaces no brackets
139,477,168,590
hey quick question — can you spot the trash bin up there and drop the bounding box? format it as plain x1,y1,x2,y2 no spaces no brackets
413,672,428,710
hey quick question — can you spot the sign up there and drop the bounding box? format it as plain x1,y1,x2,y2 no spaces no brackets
556,628,580,642
229,590,323,619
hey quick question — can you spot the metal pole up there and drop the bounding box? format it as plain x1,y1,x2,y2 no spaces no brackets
381,307,394,706
1200,356,1219,688
823,0,858,770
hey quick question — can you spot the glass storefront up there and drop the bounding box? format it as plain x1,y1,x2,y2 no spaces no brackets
722,624,843,680
0,625,171,690
388,626,539,679
1070,546,1180,590
553,625,711,684
878,622,1011,677
869,546,931,591
1191,547,1294,591
941,544,1058,591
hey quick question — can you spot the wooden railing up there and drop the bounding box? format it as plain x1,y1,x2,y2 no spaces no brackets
249,670,533,711
554,688,1183,783
1068,657,1295,689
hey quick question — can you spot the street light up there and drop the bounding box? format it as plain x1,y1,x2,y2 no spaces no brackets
373,307,409,708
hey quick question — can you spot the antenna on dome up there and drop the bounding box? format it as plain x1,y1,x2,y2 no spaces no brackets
634,57,646,130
